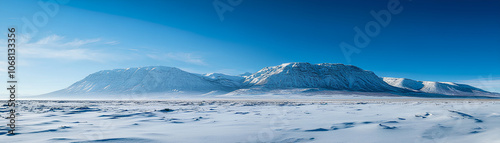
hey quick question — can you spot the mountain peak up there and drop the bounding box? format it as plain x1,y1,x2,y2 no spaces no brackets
244,63,398,92
58,66,232,95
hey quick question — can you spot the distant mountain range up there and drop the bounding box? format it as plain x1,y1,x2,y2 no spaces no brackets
44,62,498,98
382,77,490,96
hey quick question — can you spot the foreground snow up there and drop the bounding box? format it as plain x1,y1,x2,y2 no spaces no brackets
2,99,500,143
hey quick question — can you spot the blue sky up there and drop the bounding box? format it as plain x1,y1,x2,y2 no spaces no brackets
1,0,499,95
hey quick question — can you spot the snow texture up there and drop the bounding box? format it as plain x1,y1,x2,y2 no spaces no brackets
3,99,500,142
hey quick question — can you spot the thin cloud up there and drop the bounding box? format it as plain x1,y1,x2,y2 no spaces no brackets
147,52,207,66
105,41,120,45
34,35,64,45
19,34,107,62
63,38,101,47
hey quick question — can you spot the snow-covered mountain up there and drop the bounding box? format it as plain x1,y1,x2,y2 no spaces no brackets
44,63,497,98
242,63,401,92
382,77,493,96
51,66,239,95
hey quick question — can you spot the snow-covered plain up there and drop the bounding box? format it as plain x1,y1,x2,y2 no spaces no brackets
2,98,500,143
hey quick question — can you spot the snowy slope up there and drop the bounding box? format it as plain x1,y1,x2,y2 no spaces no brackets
202,73,245,88
383,77,493,96
242,63,402,92
53,66,238,95
382,77,425,91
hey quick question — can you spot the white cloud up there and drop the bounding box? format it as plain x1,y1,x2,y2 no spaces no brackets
34,35,64,45
147,52,207,66
63,38,101,47
105,41,120,45
19,34,107,62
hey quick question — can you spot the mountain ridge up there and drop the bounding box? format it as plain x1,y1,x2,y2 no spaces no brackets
43,63,498,98
382,77,491,96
